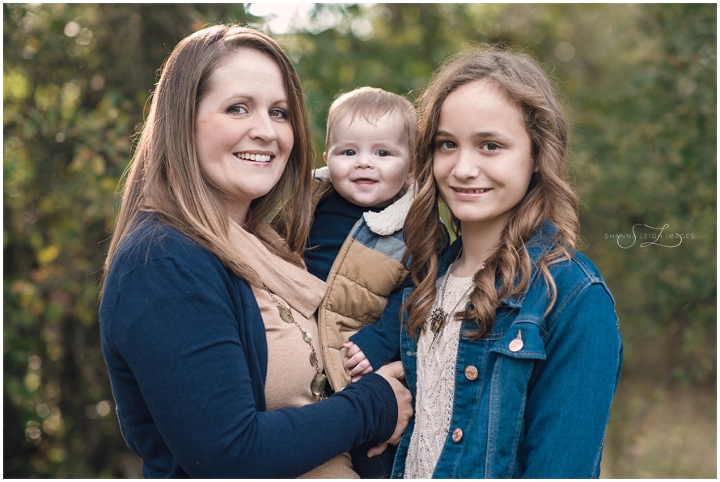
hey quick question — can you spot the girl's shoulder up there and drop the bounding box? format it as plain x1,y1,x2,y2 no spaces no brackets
544,248,616,314
529,219,607,285
506,220,615,309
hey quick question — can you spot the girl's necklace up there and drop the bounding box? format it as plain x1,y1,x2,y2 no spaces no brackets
264,286,328,399
428,248,485,339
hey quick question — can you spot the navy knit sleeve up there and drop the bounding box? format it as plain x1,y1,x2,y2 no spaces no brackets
100,228,397,478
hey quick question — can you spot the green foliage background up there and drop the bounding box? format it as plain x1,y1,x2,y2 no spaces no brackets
3,3,716,478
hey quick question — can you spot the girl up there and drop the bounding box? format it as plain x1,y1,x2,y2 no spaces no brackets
99,25,412,478
392,47,623,478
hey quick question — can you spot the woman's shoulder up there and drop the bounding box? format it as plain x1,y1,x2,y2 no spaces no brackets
112,212,222,276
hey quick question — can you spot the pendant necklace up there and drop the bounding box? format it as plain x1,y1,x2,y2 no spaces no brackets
428,248,485,341
264,286,328,399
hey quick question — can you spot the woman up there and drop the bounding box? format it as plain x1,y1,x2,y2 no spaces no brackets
99,25,412,478
392,47,623,478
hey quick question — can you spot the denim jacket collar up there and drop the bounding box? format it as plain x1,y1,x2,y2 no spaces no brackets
440,219,559,309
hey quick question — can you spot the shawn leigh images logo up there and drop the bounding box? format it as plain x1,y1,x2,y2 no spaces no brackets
605,223,694,249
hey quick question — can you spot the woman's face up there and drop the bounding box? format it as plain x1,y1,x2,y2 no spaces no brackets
432,78,533,236
195,48,294,224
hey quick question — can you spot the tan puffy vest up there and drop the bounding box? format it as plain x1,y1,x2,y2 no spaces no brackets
274,168,415,391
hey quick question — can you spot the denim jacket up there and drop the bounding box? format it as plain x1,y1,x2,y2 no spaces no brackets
391,220,623,479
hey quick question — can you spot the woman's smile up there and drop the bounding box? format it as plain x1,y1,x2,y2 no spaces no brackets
234,152,273,163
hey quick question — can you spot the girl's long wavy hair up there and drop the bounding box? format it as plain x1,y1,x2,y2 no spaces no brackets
102,25,314,290
402,46,579,340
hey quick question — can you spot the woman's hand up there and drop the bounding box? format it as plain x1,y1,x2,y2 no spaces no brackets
367,361,413,458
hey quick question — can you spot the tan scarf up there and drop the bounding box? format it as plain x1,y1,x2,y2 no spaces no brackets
228,220,328,408
228,221,359,479
227,220,326,320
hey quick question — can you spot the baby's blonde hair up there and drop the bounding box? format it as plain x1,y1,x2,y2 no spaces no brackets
326,87,416,152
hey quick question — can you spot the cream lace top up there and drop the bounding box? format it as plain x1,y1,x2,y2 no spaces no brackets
404,273,475,479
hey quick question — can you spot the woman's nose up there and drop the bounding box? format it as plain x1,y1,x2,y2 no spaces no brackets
249,112,278,142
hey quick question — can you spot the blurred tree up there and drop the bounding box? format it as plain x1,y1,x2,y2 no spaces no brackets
565,4,716,384
3,3,715,478
3,3,256,476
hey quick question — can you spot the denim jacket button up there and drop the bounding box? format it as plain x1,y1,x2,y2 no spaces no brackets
509,330,524,352
464,365,478,380
452,427,463,443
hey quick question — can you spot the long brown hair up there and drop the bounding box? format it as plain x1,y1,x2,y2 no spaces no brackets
103,25,314,289
402,46,579,340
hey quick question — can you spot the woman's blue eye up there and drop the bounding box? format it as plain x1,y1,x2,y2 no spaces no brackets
270,108,289,120
343,149,357,156
226,104,248,115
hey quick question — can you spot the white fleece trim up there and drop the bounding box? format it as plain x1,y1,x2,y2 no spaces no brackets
313,166,332,182
313,166,416,236
363,183,416,235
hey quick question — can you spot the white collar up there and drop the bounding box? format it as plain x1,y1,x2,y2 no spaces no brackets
313,166,415,236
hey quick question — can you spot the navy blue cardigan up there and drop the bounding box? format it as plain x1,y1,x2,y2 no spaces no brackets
99,214,397,478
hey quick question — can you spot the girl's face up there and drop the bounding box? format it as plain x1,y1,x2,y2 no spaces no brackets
433,79,533,235
195,48,294,224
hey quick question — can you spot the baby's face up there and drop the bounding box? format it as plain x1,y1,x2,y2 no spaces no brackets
324,112,412,208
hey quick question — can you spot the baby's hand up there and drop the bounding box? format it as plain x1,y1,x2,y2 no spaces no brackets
343,341,373,381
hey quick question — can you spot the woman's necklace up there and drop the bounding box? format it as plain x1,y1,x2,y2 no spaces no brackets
428,248,485,339
264,286,328,399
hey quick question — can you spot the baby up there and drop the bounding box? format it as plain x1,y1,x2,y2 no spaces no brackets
306,87,417,392
273,87,431,476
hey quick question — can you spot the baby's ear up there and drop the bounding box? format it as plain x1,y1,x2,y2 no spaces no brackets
322,151,328,164
404,162,415,186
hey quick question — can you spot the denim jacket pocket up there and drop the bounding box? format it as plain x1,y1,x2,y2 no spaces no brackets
490,321,547,361
484,322,546,478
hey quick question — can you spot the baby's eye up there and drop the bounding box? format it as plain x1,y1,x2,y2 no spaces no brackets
226,104,248,115
270,108,289,120
376,150,390,157
481,142,501,152
342,149,357,156
436,140,457,150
